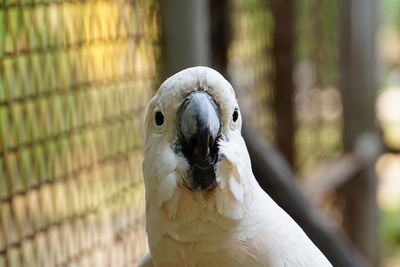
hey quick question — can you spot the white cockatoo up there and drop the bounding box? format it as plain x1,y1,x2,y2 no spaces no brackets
139,67,332,267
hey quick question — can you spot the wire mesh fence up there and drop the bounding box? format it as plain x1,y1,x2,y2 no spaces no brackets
228,0,275,143
228,0,342,177
0,0,355,265
294,0,342,177
0,0,160,265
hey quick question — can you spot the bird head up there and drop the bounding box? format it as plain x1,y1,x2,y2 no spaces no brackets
142,67,251,219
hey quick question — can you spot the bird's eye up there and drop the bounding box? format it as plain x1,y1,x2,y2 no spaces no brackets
155,111,164,126
232,109,239,123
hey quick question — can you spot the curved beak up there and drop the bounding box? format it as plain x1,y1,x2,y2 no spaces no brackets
177,91,221,189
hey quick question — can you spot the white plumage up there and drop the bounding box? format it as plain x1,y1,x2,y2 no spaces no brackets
139,67,332,267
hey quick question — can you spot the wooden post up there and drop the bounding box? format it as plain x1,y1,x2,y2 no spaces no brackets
340,0,379,264
159,0,211,79
209,0,231,78
270,0,296,169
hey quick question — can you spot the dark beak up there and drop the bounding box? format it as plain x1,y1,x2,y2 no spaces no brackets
177,91,221,189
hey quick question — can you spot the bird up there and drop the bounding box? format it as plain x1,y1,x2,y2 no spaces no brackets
138,66,332,267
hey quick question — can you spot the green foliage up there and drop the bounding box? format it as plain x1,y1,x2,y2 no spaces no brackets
382,0,400,29
381,208,400,259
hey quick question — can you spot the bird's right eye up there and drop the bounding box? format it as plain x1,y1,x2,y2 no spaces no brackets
155,111,164,126
232,108,239,123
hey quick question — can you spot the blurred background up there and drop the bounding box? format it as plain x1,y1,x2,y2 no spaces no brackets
0,0,399,266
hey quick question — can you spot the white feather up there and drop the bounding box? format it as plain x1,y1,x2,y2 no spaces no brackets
156,172,177,207
139,67,332,267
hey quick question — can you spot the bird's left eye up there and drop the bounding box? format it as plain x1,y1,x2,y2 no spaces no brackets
232,108,239,123
155,111,164,126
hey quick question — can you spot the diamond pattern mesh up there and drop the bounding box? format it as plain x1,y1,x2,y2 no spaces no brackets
0,0,160,265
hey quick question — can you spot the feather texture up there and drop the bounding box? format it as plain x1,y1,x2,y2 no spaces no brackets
140,67,332,267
